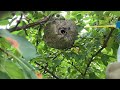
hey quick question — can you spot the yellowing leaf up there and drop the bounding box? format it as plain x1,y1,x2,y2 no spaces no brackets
35,72,42,79
5,37,19,49
0,29,39,61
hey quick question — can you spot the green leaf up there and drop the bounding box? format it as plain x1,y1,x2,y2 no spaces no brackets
112,42,119,56
71,70,77,76
20,58,35,70
110,11,120,16
0,71,10,79
101,54,109,66
1,60,25,79
53,60,61,66
0,20,9,25
0,11,119,79
67,67,71,73
17,61,37,79
89,72,98,79
13,35,39,60
0,29,39,61
94,11,104,16
106,37,114,51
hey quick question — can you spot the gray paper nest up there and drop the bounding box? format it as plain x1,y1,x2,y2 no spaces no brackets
43,18,78,49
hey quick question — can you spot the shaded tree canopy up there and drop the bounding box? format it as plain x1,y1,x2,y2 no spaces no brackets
0,11,120,79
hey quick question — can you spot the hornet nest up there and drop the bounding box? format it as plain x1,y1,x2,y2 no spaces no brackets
43,18,78,49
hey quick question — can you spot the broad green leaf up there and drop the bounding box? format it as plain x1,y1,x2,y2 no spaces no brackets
0,20,9,25
89,72,98,79
71,70,77,75
106,37,114,51
67,67,71,73
17,61,38,79
0,71,10,79
0,29,39,61
1,60,25,79
20,58,35,71
101,54,109,66
112,42,119,56
12,35,39,60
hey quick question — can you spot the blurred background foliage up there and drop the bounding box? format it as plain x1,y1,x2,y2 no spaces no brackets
0,11,120,79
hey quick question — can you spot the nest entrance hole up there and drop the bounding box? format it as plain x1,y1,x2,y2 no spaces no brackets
61,29,66,34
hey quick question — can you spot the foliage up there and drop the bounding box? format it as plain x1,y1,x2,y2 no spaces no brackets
0,11,120,79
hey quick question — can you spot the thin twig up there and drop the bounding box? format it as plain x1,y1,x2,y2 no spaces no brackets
41,66,59,79
13,13,23,30
52,52,62,61
35,61,59,79
36,24,43,47
83,28,115,77
68,62,84,77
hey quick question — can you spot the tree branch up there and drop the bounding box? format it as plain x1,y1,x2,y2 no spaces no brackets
83,28,115,77
7,15,52,32
13,13,23,30
68,62,84,78
41,66,60,79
